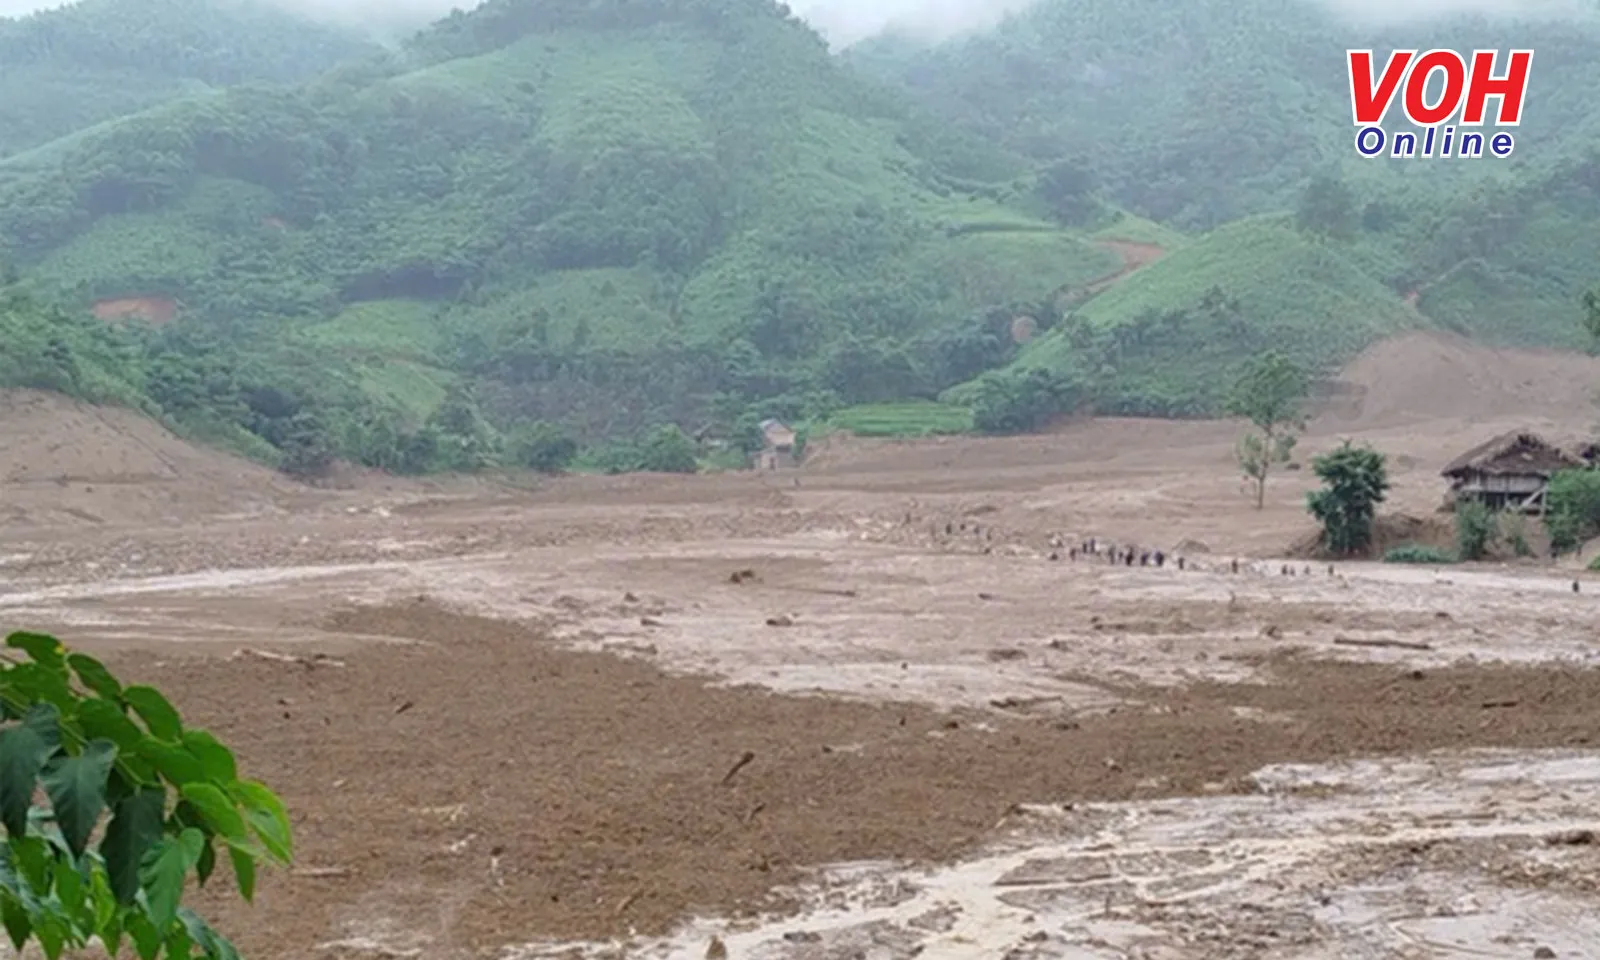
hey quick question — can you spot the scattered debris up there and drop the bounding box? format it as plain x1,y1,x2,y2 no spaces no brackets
720,751,755,786
1545,829,1595,846
231,648,346,668
1332,637,1434,652
729,569,758,584
314,939,421,958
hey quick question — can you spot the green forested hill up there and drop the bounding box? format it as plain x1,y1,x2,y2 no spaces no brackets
850,0,1600,412
2,0,1600,478
848,0,1600,228
0,0,1136,471
0,0,379,158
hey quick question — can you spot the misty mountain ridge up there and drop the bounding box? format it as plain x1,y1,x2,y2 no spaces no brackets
1,0,1598,476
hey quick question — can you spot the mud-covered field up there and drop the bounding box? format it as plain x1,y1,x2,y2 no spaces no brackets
5,332,1600,958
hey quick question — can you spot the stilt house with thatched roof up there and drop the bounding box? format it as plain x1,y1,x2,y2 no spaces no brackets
1440,431,1584,514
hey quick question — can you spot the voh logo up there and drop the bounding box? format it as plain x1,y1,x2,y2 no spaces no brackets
1346,49,1532,159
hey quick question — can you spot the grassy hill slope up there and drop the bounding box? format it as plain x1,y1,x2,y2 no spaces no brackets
1006,218,1428,416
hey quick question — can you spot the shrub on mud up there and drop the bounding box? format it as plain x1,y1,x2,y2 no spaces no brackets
1545,469,1600,554
1306,441,1389,555
1453,499,1496,561
0,629,291,959
1383,544,1455,564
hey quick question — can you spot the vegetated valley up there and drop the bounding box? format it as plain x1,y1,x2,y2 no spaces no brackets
3,0,1600,478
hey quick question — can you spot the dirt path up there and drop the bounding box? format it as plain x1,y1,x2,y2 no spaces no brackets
1047,239,1166,308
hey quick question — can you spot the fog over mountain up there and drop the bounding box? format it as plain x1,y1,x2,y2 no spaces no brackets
1,0,1592,43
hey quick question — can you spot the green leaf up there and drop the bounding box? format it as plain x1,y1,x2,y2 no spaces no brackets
103,912,125,957
11,837,48,894
103,790,165,905
52,859,83,920
93,871,123,955
0,895,29,951
136,739,204,786
179,731,236,783
91,868,116,929
226,846,255,903
78,699,142,747
0,703,62,836
180,908,242,960
178,826,205,863
230,780,292,862
123,687,182,741
163,920,191,960
127,912,161,960
3,664,74,712
34,915,63,960
141,835,193,933
65,652,122,701
196,836,216,887
6,632,66,673
41,739,116,858
179,784,247,846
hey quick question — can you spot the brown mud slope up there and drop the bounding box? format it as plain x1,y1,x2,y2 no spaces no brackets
0,389,302,528
1316,331,1600,433
1076,239,1166,299
153,603,1600,958
91,296,178,325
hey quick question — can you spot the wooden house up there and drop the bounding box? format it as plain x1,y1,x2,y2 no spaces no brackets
1440,431,1584,514
756,419,798,470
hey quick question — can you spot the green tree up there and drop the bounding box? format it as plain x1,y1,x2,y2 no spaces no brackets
730,413,767,457
0,629,291,959
1454,498,1496,561
1227,352,1308,509
971,368,1077,435
1294,173,1358,242
636,424,698,474
1306,441,1390,555
1582,288,1600,353
278,411,335,480
506,421,577,474
1545,468,1600,554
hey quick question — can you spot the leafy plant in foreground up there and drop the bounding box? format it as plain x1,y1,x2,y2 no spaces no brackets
0,630,291,959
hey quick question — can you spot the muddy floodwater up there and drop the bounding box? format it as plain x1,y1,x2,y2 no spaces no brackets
6,334,1600,958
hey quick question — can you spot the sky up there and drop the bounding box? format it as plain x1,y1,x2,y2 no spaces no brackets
0,0,1591,43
